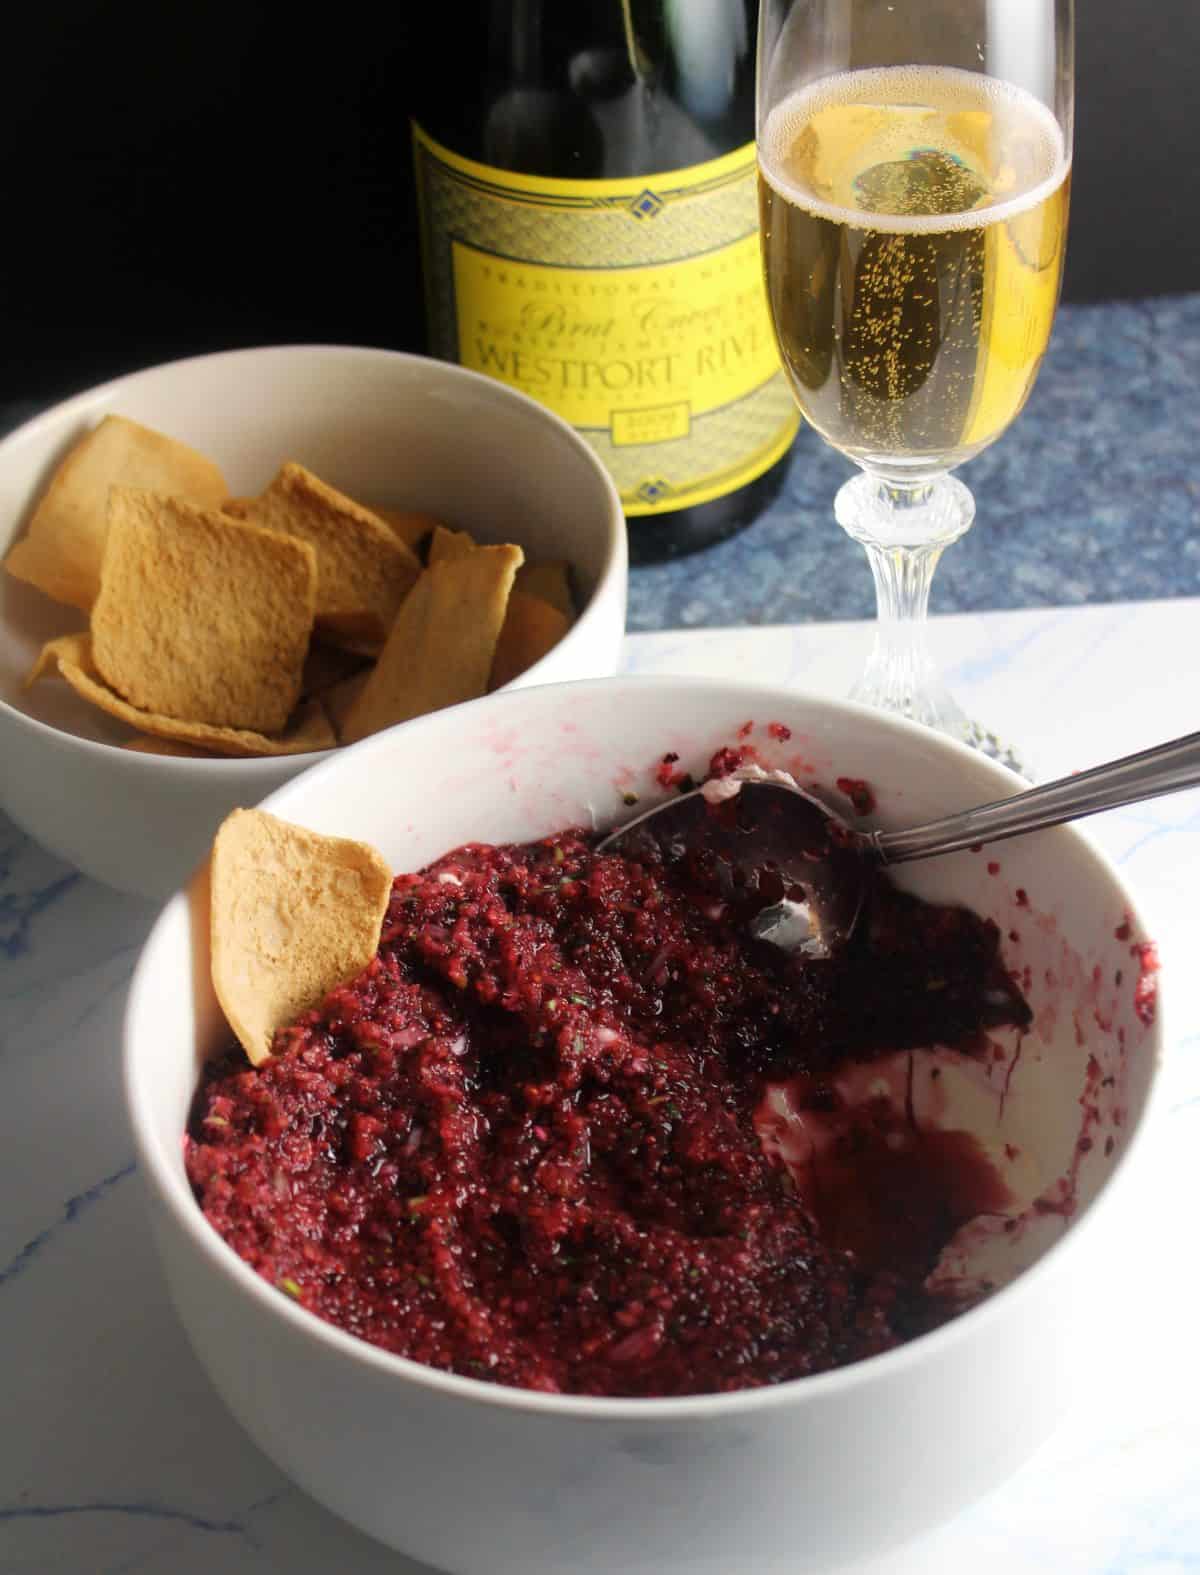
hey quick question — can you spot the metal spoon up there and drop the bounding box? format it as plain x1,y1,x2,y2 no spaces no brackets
597,730,1200,959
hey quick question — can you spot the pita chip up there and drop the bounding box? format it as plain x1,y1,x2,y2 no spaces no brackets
91,488,317,734
490,589,570,690
341,544,522,744
232,463,421,646
3,415,228,610
210,808,393,1065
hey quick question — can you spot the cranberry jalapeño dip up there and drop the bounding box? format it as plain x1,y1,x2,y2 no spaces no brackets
128,678,1162,1574
185,744,1036,1399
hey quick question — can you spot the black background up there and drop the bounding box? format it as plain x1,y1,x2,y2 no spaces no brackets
2,1,1196,409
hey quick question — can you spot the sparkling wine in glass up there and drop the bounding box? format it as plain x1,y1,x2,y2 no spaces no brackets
757,0,1073,762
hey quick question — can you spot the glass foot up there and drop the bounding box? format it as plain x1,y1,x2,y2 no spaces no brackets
849,661,1029,778
849,648,1029,779
962,721,1030,780
848,659,972,738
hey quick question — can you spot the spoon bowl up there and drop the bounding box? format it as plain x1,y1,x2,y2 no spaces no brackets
597,775,865,957
599,729,1200,958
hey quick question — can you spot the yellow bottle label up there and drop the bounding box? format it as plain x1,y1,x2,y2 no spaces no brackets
412,123,799,516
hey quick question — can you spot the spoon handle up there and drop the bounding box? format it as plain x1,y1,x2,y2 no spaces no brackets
873,730,1200,865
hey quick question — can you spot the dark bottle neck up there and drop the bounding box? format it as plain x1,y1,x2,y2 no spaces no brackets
416,1,756,178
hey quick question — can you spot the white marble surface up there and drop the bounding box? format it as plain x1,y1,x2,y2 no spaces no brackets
2,600,1197,1575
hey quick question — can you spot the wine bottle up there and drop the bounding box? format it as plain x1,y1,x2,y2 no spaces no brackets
410,0,798,563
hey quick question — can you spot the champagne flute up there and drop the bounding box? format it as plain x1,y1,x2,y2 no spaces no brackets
756,0,1073,765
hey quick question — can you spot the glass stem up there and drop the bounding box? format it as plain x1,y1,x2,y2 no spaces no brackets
856,536,953,718
835,471,975,738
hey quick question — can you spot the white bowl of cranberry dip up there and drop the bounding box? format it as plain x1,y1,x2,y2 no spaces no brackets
124,675,1163,1575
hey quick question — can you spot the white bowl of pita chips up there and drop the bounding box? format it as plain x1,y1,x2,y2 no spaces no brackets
0,344,626,898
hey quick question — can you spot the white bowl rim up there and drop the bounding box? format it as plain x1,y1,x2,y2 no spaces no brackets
0,341,627,772
124,673,1168,1423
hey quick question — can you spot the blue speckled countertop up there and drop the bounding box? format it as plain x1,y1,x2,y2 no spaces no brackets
3,294,1196,639
627,292,1200,632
